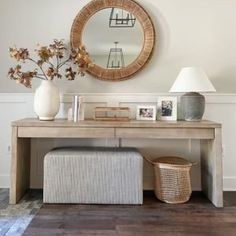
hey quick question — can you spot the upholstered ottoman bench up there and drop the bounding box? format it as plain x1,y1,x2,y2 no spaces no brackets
43,147,143,204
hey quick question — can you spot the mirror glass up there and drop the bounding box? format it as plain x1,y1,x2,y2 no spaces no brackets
82,8,144,69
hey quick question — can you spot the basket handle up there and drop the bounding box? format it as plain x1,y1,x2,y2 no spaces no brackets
143,155,155,165
191,161,198,166
143,155,198,166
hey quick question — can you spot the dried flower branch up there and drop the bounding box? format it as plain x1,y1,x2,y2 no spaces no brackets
8,39,93,88
71,45,93,76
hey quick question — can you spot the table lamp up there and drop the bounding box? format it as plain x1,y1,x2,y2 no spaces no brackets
169,67,216,121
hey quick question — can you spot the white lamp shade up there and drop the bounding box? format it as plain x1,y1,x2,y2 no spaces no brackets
169,67,216,93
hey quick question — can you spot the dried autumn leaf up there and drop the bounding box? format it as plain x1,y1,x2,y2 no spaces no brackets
65,67,76,80
46,67,56,79
49,39,66,59
46,67,62,80
9,47,29,61
37,46,53,62
17,76,32,88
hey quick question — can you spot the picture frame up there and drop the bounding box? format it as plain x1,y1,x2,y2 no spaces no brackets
157,97,177,121
136,105,157,121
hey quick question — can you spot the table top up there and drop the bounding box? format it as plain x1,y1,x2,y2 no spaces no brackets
12,118,221,129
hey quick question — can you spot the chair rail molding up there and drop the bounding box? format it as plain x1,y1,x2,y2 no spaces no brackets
0,92,236,190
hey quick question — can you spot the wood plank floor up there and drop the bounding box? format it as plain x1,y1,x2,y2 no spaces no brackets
23,191,236,236
0,189,42,236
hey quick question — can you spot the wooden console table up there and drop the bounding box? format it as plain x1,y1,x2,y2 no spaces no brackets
10,118,223,207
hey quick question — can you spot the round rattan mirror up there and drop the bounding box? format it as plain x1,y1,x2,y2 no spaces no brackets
70,0,155,81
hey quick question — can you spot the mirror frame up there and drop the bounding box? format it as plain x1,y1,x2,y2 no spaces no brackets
70,0,155,81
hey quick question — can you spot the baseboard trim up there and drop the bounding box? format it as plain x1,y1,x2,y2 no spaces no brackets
223,177,236,191
0,175,10,188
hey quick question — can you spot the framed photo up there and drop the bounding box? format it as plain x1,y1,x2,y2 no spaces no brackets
136,105,157,121
157,97,177,121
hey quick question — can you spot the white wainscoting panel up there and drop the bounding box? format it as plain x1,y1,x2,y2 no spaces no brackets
0,93,235,190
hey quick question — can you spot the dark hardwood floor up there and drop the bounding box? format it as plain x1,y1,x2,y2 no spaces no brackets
22,191,236,236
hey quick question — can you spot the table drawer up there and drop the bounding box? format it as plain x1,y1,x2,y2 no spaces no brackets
115,128,215,139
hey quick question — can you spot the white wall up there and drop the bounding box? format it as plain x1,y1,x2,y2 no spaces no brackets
0,93,236,191
1,0,236,93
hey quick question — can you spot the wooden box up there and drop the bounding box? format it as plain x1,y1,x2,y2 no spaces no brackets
94,107,130,121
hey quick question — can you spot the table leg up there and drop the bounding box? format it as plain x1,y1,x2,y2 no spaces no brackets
10,127,31,204
200,127,223,207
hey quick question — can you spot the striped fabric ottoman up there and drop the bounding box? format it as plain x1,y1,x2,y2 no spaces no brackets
43,147,143,204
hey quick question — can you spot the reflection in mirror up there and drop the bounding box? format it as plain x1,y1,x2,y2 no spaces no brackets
107,42,125,68
82,8,144,69
109,8,136,28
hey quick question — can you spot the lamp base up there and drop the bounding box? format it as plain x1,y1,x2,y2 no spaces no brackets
180,92,205,121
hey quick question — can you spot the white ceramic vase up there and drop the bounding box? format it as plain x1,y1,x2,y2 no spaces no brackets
34,80,60,121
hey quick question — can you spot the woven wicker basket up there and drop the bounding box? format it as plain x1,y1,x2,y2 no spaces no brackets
147,156,193,204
